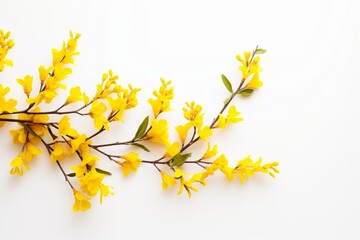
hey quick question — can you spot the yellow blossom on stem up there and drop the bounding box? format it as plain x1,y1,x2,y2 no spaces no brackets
215,114,226,129
71,153,98,178
58,115,78,138
236,51,261,79
16,75,33,98
89,100,109,130
23,142,42,163
175,122,192,144
123,84,141,109
245,73,262,89
183,101,204,128
38,65,52,84
9,153,29,176
0,85,17,115
148,78,174,117
50,143,69,162
226,106,243,124
164,142,181,158
198,126,213,140
69,134,88,153
189,172,209,186
65,86,83,105
201,143,218,159
79,169,105,196
160,171,177,190
72,189,91,212
145,118,169,145
0,30,14,72
206,154,234,181
234,156,279,182
9,127,27,144
107,96,126,122
173,169,198,198
99,184,114,204
118,152,142,176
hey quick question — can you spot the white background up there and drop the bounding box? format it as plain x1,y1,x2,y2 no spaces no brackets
0,0,359,239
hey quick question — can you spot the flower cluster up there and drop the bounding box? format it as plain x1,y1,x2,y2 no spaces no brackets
0,30,14,72
0,29,279,212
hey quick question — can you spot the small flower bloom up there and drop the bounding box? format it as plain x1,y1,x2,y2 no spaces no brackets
146,118,169,145
201,143,218,159
9,153,29,176
198,126,213,140
16,75,33,97
160,171,177,190
118,152,142,176
72,190,91,212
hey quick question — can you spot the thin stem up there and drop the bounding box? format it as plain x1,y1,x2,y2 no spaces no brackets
56,160,74,189
0,118,57,125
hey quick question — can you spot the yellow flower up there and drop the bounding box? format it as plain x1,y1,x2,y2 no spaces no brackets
148,78,174,117
50,143,68,162
0,30,14,72
107,96,126,122
99,184,114,204
79,169,104,196
10,128,27,144
123,84,141,109
175,123,192,144
148,99,162,117
23,142,42,163
71,153,98,177
215,106,242,128
118,152,142,176
0,85,17,114
178,177,198,198
72,189,91,212
38,65,52,84
201,143,218,159
145,118,169,145
16,75,33,97
10,153,29,176
174,168,183,179
198,126,213,140
215,114,226,129
173,169,197,198
245,73,262,89
89,100,109,130
10,107,48,143
164,142,181,158
160,171,177,190
65,86,83,105
189,172,209,186
69,134,87,153
234,156,279,182
58,116,78,138
183,102,204,128
206,154,234,181
226,106,243,124
236,51,261,79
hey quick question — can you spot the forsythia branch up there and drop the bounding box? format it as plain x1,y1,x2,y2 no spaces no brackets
0,29,279,212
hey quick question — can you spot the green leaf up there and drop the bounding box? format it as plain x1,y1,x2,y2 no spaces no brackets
132,143,150,152
133,116,149,140
255,48,267,54
170,153,192,167
221,74,233,93
95,168,112,176
66,173,76,177
238,89,254,97
22,123,41,139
